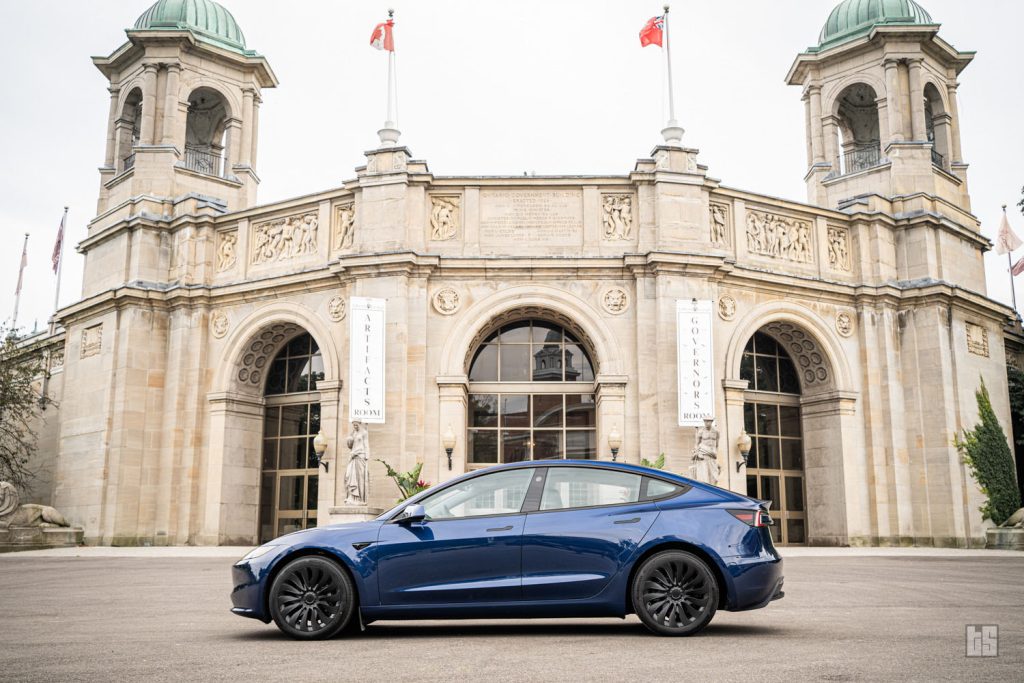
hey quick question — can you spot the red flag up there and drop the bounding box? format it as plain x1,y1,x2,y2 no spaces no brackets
52,211,65,274
15,238,27,296
370,19,395,51
1013,255,1024,277
639,15,664,48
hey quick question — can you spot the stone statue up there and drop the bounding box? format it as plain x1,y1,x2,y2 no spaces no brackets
688,418,720,486
1000,507,1024,529
344,422,370,505
0,482,70,528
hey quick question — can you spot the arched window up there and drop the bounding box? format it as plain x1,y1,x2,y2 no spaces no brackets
259,332,324,542
740,331,806,545
467,320,597,465
834,83,881,175
923,83,949,169
184,87,229,177
117,88,143,173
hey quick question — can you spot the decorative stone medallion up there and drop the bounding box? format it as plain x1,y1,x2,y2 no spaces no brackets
328,296,347,322
432,288,461,315
835,312,854,337
966,322,989,357
718,295,737,321
211,311,230,339
601,287,629,315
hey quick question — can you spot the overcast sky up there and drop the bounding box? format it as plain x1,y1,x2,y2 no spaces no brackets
2,0,1022,334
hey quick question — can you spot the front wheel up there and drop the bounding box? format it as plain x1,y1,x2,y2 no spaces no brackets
632,550,719,636
269,556,356,640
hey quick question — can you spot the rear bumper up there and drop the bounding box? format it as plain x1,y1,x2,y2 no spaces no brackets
725,554,784,611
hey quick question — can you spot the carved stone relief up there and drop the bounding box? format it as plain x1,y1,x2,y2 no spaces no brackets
762,321,830,389
601,194,634,241
827,226,852,272
966,322,989,357
392,153,407,171
601,287,629,315
718,295,737,321
50,346,65,369
171,229,193,283
216,230,238,272
430,196,460,241
81,325,102,359
745,210,813,264
211,311,230,339
836,312,854,337
334,203,355,251
251,212,319,265
328,296,347,322
432,288,461,315
710,203,731,246
236,324,301,388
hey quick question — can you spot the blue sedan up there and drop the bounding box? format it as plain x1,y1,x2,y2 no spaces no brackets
231,460,783,638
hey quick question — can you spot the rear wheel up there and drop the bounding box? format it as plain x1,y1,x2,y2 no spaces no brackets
269,556,355,640
632,550,718,636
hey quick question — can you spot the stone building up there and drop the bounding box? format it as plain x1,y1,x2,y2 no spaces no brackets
24,0,1017,547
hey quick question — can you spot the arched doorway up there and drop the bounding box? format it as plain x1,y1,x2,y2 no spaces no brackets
259,332,325,542
466,319,597,465
741,330,806,545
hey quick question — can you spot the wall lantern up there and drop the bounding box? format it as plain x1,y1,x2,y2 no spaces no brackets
608,426,622,462
313,430,329,473
735,429,752,473
442,424,456,471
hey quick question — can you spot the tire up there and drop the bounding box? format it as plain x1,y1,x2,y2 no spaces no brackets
268,556,356,640
631,550,719,636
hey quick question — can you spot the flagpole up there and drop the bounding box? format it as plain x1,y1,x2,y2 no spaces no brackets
12,232,28,332
386,8,395,127
660,5,684,145
50,206,68,336
377,8,401,147
1005,205,1019,318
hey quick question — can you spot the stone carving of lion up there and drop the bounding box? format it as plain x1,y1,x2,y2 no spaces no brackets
0,481,70,528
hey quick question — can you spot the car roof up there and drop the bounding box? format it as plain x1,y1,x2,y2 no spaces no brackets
481,459,688,481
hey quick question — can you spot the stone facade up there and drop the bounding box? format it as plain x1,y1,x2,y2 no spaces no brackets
19,2,1018,548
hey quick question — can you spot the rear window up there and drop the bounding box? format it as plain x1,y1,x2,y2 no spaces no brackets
642,477,686,501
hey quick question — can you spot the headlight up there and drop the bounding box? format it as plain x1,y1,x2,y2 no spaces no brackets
239,544,280,562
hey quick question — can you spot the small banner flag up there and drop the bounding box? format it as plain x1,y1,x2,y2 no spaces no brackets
1012,255,1024,277
52,211,65,274
370,19,395,51
995,211,1022,255
639,15,664,48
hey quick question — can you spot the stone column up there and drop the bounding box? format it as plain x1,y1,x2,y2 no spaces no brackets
225,118,242,172
239,88,255,167
436,376,469,479
722,378,749,494
822,115,839,169
139,63,158,145
103,87,120,167
161,64,181,147
908,59,926,141
883,59,904,143
807,85,825,164
945,82,964,162
250,95,261,169
201,392,264,545
596,375,628,461
315,379,342,526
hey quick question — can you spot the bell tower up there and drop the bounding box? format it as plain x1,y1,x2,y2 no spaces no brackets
84,0,277,296
786,0,973,221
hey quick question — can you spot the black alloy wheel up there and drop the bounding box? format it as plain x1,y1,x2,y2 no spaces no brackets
632,550,718,636
269,556,355,640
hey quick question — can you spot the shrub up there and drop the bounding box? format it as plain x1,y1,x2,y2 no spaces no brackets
376,460,430,503
954,379,1022,525
640,453,665,470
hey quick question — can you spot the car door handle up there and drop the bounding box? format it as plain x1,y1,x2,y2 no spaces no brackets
613,517,642,525
486,525,514,532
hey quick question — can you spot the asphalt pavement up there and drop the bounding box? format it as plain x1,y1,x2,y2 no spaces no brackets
0,549,1021,682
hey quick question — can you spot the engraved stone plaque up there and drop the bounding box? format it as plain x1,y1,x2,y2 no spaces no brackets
479,190,583,246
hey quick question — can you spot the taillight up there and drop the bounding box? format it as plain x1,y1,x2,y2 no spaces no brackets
728,509,772,527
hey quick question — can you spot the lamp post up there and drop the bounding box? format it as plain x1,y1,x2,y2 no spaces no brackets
442,424,456,471
608,426,622,462
735,429,752,473
313,430,329,473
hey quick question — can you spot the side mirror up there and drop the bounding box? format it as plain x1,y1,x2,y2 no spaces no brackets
397,504,426,524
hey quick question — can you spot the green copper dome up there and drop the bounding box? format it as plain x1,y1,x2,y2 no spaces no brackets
819,0,933,49
133,0,247,53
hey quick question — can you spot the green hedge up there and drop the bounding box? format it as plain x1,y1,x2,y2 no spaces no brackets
955,379,1021,525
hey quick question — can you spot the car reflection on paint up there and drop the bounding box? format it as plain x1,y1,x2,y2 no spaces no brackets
231,460,783,639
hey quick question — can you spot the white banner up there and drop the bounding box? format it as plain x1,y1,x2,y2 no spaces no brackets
349,297,386,424
677,299,715,426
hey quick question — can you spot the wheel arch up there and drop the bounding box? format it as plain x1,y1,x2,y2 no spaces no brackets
262,547,364,620
625,541,732,612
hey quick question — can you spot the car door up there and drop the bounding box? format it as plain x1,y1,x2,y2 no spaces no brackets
520,466,660,601
375,467,538,605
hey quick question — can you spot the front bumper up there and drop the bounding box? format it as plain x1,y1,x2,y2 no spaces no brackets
230,561,271,622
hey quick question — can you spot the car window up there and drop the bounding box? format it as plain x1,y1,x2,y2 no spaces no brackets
539,467,641,511
420,468,535,520
644,478,684,500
